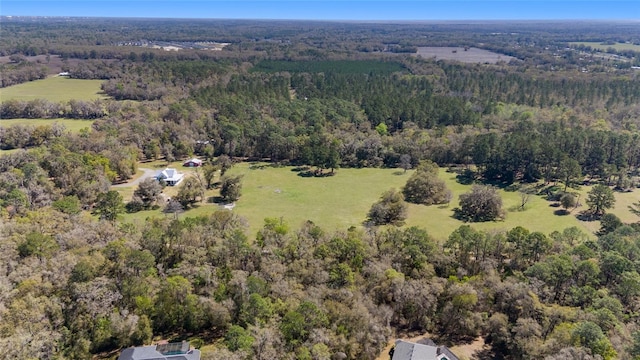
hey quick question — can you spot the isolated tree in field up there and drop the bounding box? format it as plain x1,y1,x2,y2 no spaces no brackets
402,161,451,205
175,177,204,208
132,178,162,209
202,163,219,189
367,188,407,226
164,199,183,219
518,187,534,211
398,154,412,173
560,192,577,213
93,190,124,222
215,155,233,176
586,184,615,217
455,185,504,222
220,174,243,203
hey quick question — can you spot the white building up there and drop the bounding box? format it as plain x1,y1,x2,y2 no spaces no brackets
156,168,184,186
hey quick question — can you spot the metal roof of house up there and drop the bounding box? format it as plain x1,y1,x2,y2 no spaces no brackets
117,342,200,360
156,168,184,181
391,339,459,360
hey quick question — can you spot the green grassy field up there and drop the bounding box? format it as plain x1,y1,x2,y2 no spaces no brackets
570,41,640,52
0,76,106,102
0,118,95,132
116,162,640,241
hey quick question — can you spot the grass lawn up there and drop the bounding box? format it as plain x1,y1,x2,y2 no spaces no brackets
230,163,411,236
570,41,640,52
0,76,107,102
0,118,95,132
116,162,640,241
403,171,593,240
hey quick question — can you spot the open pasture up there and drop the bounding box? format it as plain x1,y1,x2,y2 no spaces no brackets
0,118,95,132
416,47,517,64
570,41,640,52
0,76,106,102
119,162,639,241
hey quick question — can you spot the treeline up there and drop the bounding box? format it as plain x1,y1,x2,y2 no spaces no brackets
461,120,640,185
441,63,640,108
3,57,640,193
1,204,640,359
0,98,111,119
0,60,48,88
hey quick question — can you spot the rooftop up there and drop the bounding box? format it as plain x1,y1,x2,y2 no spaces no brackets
117,341,200,360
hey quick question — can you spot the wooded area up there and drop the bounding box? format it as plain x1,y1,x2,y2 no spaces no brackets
1,17,640,360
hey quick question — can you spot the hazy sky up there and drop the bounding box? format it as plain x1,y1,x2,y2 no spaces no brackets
2,1,639,20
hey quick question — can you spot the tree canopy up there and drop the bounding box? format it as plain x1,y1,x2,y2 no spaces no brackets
455,185,504,222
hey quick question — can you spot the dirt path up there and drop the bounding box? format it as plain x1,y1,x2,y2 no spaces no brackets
112,168,156,188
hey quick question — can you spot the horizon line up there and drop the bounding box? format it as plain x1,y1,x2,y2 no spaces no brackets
3,15,639,22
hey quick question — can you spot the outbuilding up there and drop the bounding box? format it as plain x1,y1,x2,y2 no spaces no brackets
183,158,203,167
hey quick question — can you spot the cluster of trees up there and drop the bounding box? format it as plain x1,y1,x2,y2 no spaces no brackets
0,132,138,215
0,59,48,87
0,98,110,120
2,202,640,359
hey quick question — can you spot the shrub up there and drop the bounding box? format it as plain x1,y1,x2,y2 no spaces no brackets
367,188,407,226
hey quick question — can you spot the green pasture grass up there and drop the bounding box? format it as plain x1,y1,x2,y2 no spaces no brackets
251,60,406,74
117,162,640,242
229,163,410,237
0,76,106,102
0,118,94,132
570,41,640,52
403,171,590,240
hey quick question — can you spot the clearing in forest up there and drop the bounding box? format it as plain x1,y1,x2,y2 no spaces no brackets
118,162,639,241
0,118,95,133
570,41,640,52
0,76,107,102
416,47,517,64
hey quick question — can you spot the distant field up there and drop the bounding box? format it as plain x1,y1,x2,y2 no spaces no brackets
0,76,106,102
416,47,517,64
0,118,95,132
118,162,640,241
570,41,640,52
252,60,406,74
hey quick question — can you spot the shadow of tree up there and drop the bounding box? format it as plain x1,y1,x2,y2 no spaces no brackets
297,170,336,178
576,211,599,221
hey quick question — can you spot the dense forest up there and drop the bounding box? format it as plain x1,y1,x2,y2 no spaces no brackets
1,17,640,360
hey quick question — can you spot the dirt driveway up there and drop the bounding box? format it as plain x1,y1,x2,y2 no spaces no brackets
113,168,157,188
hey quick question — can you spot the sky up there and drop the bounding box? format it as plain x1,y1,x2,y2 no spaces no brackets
1,1,639,21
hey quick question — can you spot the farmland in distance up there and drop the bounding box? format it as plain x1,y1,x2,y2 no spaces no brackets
416,46,517,63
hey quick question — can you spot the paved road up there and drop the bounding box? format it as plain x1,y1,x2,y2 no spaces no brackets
113,167,157,188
